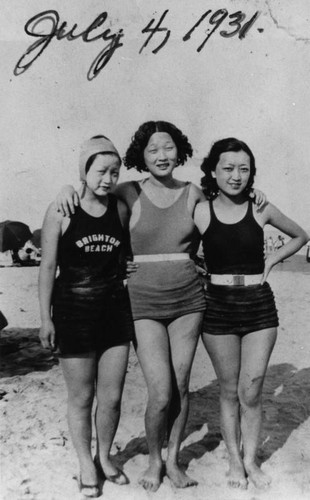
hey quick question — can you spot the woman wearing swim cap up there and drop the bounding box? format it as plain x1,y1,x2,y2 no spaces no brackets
39,135,134,497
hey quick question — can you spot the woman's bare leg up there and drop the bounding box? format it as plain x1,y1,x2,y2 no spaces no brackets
95,343,129,484
165,312,203,487
239,327,277,489
134,319,172,492
202,333,247,489
60,354,98,489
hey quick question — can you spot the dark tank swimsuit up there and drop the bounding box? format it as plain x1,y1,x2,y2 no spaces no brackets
52,194,134,355
127,181,206,321
202,199,279,336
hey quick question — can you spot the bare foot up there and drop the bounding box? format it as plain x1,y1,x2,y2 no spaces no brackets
244,462,271,490
226,460,248,490
95,456,128,485
74,476,99,499
75,461,99,497
166,462,198,488
138,462,163,492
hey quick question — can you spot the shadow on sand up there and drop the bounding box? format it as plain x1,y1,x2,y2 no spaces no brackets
1,334,309,470
115,363,310,469
0,328,58,377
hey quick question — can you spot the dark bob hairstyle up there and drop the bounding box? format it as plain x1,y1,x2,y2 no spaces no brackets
123,121,193,172
200,137,256,200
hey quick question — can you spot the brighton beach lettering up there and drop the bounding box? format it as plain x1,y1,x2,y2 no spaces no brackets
14,7,261,81
76,234,120,253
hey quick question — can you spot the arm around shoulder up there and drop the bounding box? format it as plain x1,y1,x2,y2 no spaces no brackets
117,199,130,228
188,182,206,203
55,184,80,216
114,181,139,209
193,200,211,235
187,183,206,219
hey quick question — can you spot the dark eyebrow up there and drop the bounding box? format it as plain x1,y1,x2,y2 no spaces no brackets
226,162,248,166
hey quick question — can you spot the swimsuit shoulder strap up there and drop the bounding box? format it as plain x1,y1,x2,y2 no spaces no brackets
209,199,216,219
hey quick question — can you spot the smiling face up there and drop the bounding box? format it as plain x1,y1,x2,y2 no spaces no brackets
213,150,251,197
143,132,178,178
85,154,120,197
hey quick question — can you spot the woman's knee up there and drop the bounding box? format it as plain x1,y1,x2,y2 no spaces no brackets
238,380,263,408
68,387,95,409
96,388,122,412
219,380,239,403
148,387,171,412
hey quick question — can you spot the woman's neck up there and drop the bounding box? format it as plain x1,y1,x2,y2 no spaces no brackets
216,191,248,207
81,189,109,215
146,174,178,189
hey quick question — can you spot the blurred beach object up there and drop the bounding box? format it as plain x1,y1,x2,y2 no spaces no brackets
0,221,41,266
15,240,41,265
0,310,8,330
0,220,32,252
0,250,13,266
31,228,41,249
306,241,310,263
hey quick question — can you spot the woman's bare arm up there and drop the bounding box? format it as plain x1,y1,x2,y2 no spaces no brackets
260,202,309,281
55,185,80,217
38,203,63,349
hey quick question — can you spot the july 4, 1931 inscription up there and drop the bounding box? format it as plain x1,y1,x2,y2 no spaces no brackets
14,7,261,80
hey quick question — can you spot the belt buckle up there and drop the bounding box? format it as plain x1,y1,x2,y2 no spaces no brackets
233,274,245,286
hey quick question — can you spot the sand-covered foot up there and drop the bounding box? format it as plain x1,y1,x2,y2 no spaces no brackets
226,460,248,490
138,463,163,492
95,456,129,485
245,462,271,490
166,463,198,488
74,463,99,498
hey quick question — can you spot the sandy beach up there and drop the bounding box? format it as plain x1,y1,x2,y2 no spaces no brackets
0,259,309,500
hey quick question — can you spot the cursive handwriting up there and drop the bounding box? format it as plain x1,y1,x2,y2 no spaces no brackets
183,9,260,51
14,8,261,80
13,10,124,81
140,10,171,54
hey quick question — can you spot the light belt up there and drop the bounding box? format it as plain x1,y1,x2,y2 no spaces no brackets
210,274,263,286
134,253,190,263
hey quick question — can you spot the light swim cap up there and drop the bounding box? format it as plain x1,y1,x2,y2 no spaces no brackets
79,136,121,181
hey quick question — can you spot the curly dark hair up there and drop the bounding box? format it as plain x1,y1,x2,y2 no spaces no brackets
123,121,193,172
200,138,256,200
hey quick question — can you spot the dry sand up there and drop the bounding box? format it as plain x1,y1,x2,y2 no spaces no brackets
0,259,309,500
